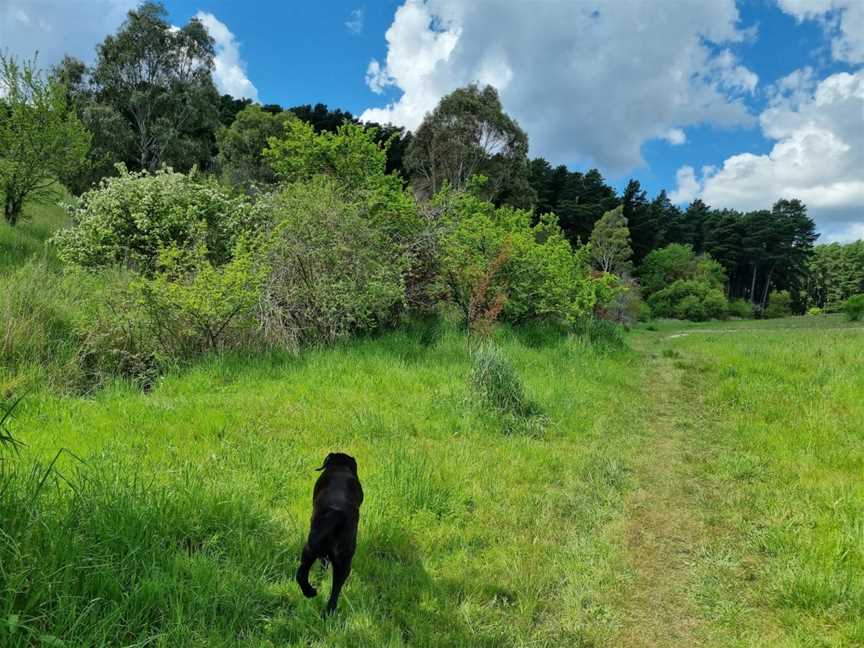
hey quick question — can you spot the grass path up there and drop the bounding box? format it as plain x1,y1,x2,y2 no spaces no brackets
608,348,715,647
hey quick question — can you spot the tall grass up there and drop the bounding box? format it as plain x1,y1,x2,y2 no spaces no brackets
1,325,645,646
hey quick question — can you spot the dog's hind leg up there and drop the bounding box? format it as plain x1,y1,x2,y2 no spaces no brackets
296,544,318,598
324,556,352,615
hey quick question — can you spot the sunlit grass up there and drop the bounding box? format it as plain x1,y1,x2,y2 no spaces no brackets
2,323,644,647
650,323,864,646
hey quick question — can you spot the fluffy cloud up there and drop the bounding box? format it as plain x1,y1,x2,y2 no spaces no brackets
360,0,757,173
671,69,864,239
0,0,135,66
669,166,701,204
777,0,864,64
195,12,258,101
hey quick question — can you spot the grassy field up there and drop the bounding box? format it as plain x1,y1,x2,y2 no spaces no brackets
2,205,863,646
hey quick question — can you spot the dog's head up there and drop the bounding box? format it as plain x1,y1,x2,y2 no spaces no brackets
315,452,358,475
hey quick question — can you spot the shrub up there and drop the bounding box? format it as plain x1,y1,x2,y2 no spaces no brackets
842,294,864,321
647,279,729,321
52,166,264,274
638,243,726,297
75,288,161,390
807,306,823,317
134,241,268,360
601,276,645,326
764,290,793,319
469,344,536,419
675,295,706,322
259,177,410,348
0,259,162,391
571,317,626,353
702,289,729,320
437,186,605,327
728,299,754,319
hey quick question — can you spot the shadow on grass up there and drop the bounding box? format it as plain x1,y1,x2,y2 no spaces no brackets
252,520,512,647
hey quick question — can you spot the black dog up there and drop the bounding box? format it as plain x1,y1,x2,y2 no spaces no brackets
297,452,364,614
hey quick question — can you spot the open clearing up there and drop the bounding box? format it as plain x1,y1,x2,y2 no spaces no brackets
2,310,863,646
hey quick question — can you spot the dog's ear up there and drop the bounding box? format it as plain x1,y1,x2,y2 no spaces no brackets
315,453,333,471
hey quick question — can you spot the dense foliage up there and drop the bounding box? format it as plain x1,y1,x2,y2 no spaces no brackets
641,244,729,321
436,182,606,327
53,167,262,273
806,241,864,311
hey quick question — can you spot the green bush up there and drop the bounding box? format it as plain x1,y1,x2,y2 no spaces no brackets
437,186,607,327
842,294,864,321
728,299,754,319
0,259,162,392
702,289,729,320
807,306,823,317
675,295,706,321
134,241,268,360
638,243,726,297
647,279,729,321
571,317,626,353
764,290,793,319
259,177,411,347
52,166,264,274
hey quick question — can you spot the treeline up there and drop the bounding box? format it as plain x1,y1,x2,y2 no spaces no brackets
2,0,863,333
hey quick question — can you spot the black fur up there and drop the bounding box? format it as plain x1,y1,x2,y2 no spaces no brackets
296,452,363,614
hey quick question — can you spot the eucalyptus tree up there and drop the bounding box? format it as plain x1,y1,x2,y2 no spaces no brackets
405,84,532,206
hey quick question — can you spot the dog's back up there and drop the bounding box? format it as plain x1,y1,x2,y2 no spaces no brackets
297,453,363,614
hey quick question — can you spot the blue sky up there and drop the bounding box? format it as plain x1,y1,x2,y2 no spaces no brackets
2,0,862,239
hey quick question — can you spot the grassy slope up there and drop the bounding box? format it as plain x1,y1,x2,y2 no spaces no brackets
0,197,68,275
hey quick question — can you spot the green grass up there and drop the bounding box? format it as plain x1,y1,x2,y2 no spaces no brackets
0,196,68,276
2,324,645,647
3,198,863,645
654,324,864,646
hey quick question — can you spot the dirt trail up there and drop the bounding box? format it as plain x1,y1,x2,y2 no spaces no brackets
609,352,712,647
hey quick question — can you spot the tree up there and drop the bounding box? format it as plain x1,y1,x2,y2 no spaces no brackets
405,84,532,206
589,205,632,274
89,2,220,173
638,243,699,296
216,105,291,190
0,54,90,224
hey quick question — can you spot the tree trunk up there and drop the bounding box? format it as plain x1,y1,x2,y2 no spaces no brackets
4,194,22,226
749,264,758,303
760,263,776,309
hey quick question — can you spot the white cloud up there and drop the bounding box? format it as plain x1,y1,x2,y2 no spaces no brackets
664,129,687,146
360,0,758,173
712,49,759,94
195,12,258,101
669,166,701,203
365,60,392,94
777,0,864,64
0,0,136,67
671,69,864,235
346,8,365,34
